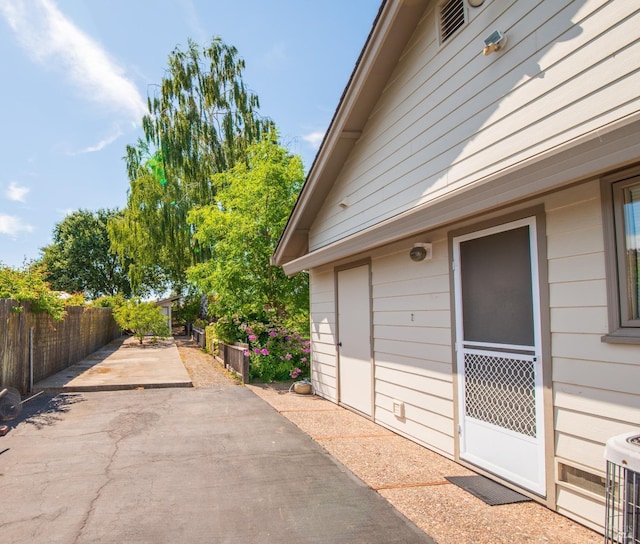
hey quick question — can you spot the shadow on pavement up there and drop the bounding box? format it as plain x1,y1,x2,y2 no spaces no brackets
7,392,86,431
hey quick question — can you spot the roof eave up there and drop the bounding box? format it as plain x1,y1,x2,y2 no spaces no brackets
272,0,431,267
280,114,640,275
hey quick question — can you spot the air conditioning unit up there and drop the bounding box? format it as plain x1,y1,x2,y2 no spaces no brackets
605,432,640,544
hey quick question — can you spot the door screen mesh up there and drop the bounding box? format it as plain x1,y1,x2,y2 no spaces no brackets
464,351,536,437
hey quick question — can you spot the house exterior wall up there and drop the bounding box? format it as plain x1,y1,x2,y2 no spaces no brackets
309,267,339,402
308,0,640,252
308,177,640,532
298,0,640,534
546,180,640,530
371,238,454,457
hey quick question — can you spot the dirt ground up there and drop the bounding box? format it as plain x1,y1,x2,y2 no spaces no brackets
174,335,240,387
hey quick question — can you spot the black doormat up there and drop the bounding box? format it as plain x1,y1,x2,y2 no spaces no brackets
445,475,532,506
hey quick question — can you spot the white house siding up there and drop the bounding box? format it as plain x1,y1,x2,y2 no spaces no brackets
308,0,640,252
309,268,338,402
307,177,640,533
546,180,640,532
371,239,455,457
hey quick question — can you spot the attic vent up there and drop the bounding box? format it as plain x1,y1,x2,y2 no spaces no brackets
440,0,465,43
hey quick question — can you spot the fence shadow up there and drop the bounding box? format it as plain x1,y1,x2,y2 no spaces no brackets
14,393,86,430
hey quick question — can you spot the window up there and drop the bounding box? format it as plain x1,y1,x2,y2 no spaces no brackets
602,166,640,341
440,0,465,43
614,178,640,324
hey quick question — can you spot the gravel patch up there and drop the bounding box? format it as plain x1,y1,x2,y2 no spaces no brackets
174,336,239,387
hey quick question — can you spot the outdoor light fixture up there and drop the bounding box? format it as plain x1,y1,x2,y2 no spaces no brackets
483,30,507,55
409,243,432,262
467,0,485,7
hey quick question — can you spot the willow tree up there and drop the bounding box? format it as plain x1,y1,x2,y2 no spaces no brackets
110,37,273,294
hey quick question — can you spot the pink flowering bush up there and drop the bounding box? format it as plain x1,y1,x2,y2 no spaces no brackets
245,323,310,382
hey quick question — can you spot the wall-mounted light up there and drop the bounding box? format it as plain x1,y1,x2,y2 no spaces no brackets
467,0,485,7
409,243,432,262
483,30,507,55
338,197,349,208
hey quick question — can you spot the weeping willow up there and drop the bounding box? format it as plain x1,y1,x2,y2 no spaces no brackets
110,37,274,294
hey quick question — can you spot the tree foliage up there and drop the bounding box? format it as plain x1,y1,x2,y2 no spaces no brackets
110,37,273,294
0,263,66,320
187,137,309,331
40,209,132,299
112,299,170,344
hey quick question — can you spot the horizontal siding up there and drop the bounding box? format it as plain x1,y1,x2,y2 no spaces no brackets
307,177,640,532
555,433,606,478
549,279,607,308
370,244,456,457
554,383,640,425
555,409,638,446
309,0,640,250
556,487,605,534
309,269,337,401
375,354,451,383
376,393,454,457
547,181,640,532
376,376,453,416
376,338,452,364
554,356,640,393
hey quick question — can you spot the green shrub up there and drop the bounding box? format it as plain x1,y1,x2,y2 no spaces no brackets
91,294,125,308
0,263,66,320
112,299,170,344
62,293,87,307
205,324,218,355
210,314,244,344
245,323,310,382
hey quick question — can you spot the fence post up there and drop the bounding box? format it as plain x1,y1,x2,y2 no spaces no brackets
29,326,34,393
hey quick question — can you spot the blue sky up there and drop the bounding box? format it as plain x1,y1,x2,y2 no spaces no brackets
0,0,380,268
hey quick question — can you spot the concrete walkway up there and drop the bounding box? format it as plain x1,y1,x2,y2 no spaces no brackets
34,336,192,393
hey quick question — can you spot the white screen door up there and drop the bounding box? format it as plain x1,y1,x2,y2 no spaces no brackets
337,264,372,416
453,217,546,495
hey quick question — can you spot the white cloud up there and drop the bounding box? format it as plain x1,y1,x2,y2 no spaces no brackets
179,0,207,44
0,214,34,237
0,0,146,121
56,208,77,217
5,181,30,203
303,131,325,150
68,125,124,155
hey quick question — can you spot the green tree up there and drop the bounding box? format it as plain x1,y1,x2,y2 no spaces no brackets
187,137,309,331
112,299,170,344
0,263,66,320
40,209,132,299
110,37,273,294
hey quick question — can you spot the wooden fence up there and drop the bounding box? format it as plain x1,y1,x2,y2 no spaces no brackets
206,340,250,384
0,300,120,394
192,326,206,348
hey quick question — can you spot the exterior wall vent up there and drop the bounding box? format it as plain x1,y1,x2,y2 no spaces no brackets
558,463,606,497
440,0,465,43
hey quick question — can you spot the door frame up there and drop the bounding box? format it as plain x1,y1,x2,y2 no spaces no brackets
335,259,375,419
448,206,555,505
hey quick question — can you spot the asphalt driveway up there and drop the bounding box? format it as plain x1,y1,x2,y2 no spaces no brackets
0,386,435,544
